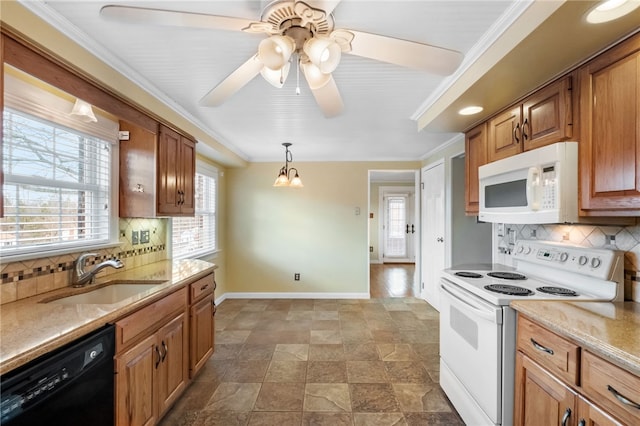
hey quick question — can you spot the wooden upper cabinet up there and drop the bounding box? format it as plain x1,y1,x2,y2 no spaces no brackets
487,77,574,163
157,125,196,216
488,105,522,162
465,123,488,215
579,32,640,215
522,76,573,151
120,121,196,217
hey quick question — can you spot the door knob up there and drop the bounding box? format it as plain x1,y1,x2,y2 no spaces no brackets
437,237,444,242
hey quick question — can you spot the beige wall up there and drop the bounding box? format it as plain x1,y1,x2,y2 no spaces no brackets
225,161,419,296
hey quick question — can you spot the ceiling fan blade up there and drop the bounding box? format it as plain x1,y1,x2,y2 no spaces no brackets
100,5,261,33
305,74,344,118
200,55,264,106
345,30,463,76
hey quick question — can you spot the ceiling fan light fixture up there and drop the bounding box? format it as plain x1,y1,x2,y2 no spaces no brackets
258,35,295,70
261,62,291,88
301,62,331,90
303,37,341,73
586,0,640,23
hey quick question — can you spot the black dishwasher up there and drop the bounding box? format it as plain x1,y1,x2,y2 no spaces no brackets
1,324,115,425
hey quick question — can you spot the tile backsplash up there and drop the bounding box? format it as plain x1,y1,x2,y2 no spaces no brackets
0,218,168,304
494,222,640,302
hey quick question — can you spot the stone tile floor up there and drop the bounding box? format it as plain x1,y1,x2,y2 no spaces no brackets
159,297,464,426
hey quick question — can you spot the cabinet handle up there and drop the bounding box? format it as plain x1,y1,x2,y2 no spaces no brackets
200,284,209,291
161,341,168,362
155,346,161,369
212,300,216,316
213,280,217,290
530,338,554,355
578,420,585,426
607,385,640,409
522,118,529,141
561,408,571,426
513,122,521,143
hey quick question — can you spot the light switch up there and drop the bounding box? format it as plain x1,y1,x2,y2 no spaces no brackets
355,207,361,216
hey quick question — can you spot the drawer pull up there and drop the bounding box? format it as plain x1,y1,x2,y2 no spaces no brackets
161,341,168,362
530,338,554,355
200,284,209,291
155,346,161,369
607,385,640,409
561,408,571,426
578,420,585,426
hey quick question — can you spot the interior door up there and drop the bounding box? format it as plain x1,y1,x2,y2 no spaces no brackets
421,162,445,310
382,190,415,263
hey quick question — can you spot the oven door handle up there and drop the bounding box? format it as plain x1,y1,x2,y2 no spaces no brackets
440,281,501,324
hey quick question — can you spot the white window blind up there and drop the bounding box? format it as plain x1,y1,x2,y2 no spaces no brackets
172,163,217,259
1,109,112,257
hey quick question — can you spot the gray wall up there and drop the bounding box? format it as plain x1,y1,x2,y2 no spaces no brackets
451,156,493,265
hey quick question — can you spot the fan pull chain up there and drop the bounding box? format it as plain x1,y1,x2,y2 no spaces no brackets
296,55,301,95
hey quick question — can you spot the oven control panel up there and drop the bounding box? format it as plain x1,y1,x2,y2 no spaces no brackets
513,240,621,280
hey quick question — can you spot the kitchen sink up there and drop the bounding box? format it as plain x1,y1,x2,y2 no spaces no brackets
46,281,166,305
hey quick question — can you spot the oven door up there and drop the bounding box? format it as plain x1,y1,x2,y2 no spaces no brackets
439,278,503,424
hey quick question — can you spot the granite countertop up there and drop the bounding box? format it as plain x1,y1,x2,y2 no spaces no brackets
511,300,640,376
0,259,217,375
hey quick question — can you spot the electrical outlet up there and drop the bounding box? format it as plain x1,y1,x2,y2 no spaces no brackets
140,230,150,244
132,230,139,245
294,273,300,281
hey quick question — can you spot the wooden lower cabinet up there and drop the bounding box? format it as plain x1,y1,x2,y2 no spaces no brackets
190,293,214,377
515,352,577,426
115,334,159,426
515,315,640,426
114,288,189,426
156,312,189,417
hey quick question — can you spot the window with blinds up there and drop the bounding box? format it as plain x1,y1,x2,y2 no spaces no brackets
1,108,112,256
172,165,217,259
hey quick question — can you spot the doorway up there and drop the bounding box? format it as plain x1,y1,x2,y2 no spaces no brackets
368,170,420,296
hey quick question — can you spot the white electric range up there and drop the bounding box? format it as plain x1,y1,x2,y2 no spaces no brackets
439,239,624,426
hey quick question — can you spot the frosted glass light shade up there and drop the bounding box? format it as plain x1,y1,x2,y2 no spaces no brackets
289,172,304,188
261,62,291,88
301,62,331,90
70,98,97,123
259,35,295,70
303,37,341,74
273,169,290,187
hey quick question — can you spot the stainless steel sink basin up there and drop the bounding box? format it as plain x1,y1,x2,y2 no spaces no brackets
46,281,166,305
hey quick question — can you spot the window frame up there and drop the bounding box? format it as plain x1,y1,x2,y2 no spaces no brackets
171,159,218,260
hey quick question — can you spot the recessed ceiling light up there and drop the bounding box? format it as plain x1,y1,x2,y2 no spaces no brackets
586,0,640,23
458,106,484,116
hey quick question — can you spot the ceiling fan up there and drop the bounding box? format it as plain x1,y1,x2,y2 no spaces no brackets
100,0,464,118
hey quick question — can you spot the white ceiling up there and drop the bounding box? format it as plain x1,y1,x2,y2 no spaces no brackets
22,1,640,164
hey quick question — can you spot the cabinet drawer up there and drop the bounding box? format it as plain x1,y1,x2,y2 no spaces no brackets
190,273,214,302
517,316,580,385
116,288,187,351
582,351,640,426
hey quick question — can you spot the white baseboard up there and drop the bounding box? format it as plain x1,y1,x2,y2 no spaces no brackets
216,292,370,305
369,260,382,264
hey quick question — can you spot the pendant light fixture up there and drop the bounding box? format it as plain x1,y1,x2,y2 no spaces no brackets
273,143,303,188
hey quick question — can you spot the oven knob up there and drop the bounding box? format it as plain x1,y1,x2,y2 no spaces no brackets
524,246,532,255
517,245,524,254
591,257,602,268
559,252,569,262
578,255,588,266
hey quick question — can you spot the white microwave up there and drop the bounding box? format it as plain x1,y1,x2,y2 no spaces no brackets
478,142,578,224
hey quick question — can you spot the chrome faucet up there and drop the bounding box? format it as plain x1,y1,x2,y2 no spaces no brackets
73,253,124,287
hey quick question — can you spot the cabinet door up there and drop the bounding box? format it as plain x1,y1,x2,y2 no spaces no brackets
157,125,182,215
577,396,624,426
522,76,573,151
579,34,640,214
119,121,157,218
488,105,522,162
179,136,196,215
115,334,158,426
157,311,189,417
465,123,487,215
515,352,577,426
190,294,214,377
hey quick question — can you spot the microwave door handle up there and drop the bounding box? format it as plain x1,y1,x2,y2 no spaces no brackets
526,167,541,210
